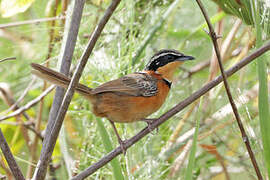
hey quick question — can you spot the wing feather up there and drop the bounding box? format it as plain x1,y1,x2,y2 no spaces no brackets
91,73,158,97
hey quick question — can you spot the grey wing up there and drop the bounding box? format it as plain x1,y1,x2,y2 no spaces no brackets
122,73,158,97
91,72,158,97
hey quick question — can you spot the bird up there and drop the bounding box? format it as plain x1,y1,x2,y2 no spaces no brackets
31,49,194,154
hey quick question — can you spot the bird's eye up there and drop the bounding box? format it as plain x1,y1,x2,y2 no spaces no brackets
167,55,173,60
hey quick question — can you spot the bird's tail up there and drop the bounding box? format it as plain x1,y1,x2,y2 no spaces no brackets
31,63,93,97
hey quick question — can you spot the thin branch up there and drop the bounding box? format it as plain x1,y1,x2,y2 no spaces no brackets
0,128,25,180
0,57,16,63
24,123,44,140
88,1,123,26
195,0,263,179
72,41,270,180
33,1,121,179
0,13,94,29
0,16,65,29
4,78,36,115
0,85,55,121
1,120,43,140
186,59,210,77
0,80,43,139
0,84,30,121
208,8,224,82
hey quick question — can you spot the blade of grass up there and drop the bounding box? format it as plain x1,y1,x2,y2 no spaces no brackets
96,118,124,180
185,98,202,180
197,11,226,31
252,0,270,177
59,126,74,179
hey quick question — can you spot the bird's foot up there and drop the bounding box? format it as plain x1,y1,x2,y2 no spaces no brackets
142,118,158,134
109,120,127,155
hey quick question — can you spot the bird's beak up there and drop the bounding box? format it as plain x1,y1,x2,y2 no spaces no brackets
176,55,195,61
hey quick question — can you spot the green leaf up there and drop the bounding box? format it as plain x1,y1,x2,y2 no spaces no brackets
185,99,202,180
0,0,35,17
252,0,270,178
212,0,270,35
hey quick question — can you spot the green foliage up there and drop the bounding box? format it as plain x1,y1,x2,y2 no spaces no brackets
0,0,35,17
212,0,270,35
185,99,202,180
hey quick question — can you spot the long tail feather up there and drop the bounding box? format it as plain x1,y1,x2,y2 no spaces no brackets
31,63,93,97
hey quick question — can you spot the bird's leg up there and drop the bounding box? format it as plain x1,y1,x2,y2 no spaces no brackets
142,118,158,134
109,120,126,155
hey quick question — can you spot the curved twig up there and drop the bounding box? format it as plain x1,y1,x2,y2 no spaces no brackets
0,57,16,63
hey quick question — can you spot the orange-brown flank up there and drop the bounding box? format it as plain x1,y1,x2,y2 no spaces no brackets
92,71,170,123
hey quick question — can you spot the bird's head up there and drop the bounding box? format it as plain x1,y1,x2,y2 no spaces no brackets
144,49,194,81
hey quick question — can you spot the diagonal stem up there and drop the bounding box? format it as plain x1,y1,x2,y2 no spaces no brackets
195,0,263,179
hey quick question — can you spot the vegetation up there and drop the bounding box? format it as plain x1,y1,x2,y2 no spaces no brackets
0,0,269,179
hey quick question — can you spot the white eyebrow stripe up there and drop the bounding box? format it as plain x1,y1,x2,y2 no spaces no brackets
150,52,182,62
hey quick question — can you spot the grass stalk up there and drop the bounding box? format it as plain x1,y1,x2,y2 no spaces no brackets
252,0,270,177
185,98,202,180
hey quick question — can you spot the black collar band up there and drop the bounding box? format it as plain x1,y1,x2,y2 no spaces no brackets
163,78,172,88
